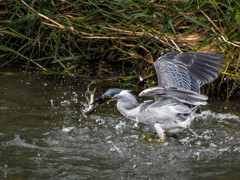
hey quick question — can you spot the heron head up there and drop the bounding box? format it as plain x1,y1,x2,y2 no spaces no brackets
91,88,122,106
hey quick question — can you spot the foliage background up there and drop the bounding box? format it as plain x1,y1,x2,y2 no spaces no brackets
0,0,239,99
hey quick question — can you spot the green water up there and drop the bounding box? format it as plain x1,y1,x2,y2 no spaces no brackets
0,68,240,179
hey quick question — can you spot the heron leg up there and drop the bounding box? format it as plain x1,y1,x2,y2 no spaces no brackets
154,123,165,143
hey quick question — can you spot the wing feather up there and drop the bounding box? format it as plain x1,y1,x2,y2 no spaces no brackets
139,87,208,106
154,51,225,92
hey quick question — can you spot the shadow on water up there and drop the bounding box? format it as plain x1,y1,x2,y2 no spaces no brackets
0,67,240,179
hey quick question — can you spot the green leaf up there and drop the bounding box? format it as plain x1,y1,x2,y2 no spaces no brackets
182,14,210,29
169,19,176,35
0,45,47,71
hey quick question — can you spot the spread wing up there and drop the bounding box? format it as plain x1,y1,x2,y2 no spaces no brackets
154,51,225,92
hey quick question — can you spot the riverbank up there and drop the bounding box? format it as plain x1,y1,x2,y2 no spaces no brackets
0,0,239,98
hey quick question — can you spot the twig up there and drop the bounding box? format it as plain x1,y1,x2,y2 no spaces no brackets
220,36,240,48
21,0,70,30
170,39,182,52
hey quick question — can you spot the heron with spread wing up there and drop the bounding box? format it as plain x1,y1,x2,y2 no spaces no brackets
91,51,225,142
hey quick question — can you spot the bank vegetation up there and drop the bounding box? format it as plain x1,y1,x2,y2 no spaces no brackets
0,0,239,99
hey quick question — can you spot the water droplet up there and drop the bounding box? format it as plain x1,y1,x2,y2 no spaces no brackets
50,99,54,106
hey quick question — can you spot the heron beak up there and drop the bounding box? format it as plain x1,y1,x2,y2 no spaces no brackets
91,95,112,106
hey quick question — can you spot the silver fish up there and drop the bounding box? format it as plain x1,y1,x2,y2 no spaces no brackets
82,83,97,117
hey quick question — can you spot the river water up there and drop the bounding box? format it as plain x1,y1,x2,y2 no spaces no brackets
0,68,240,179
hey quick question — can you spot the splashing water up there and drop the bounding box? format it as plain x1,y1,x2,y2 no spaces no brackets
0,70,240,179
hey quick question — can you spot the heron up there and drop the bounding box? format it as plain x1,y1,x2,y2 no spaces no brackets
91,51,225,142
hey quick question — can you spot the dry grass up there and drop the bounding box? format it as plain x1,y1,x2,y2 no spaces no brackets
0,0,239,97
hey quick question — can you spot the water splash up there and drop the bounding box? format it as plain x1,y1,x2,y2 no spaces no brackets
62,127,75,133
2,135,44,150
197,110,239,121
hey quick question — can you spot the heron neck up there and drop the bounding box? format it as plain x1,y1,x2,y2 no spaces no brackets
116,101,140,122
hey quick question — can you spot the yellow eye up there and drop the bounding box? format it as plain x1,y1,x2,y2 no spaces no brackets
104,95,111,99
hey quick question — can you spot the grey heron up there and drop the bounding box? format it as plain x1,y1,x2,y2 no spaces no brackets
91,51,225,142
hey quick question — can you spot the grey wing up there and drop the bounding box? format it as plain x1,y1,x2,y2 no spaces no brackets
154,51,225,92
175,52,225,85
139,87,208,106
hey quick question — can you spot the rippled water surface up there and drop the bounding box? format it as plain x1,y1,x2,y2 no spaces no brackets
0,68,240,179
